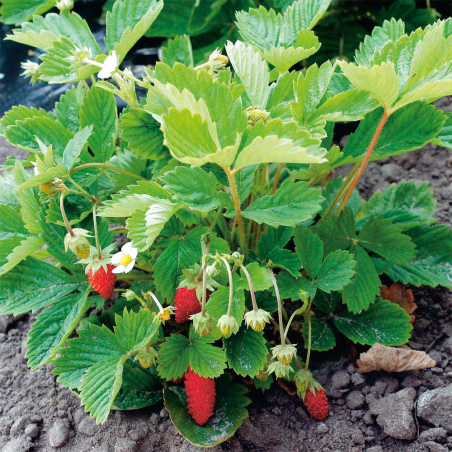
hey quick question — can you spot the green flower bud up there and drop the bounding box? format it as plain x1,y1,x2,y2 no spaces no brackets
244,309,272,332
64,228,93,259
135,344,158,369
271,344,298,365
217,314,239,336
190,312,214,337
267,360,292,379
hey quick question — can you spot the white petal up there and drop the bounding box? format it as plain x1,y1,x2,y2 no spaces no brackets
98,67,112,79
124,261,135,273
111,252,123,264
130,247,138,259
112,266,125,274
122,242,133,254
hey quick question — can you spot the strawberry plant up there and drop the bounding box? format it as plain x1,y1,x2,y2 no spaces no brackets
1,0,452,447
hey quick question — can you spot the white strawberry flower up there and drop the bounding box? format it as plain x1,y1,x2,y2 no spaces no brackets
98,51,119,79
111,242,138,274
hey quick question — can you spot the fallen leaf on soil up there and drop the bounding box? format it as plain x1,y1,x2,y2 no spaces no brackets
380,283,417,323
356,343,436,374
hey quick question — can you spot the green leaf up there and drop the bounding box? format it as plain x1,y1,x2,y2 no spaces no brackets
26,290,92,371
267,71,298,110
157,328,227,379
242,179,323,228
358,180,436,227
206,287,245,335
342,247,381,314
302,317,336,351
19,165,67,191
373,223,452,288
266,247,301,276
0,236,45,275
257,226,294,259
113,361,163,410
80,354,127,423
161,107,238,167
55,84,86,133
319,176,361,216
333,298,412,346
105,0,164,61
0,205,29,240
224,325,267,377
283,0,332,32
79,86,118,163
236,262,274,292
114,309,160,354
315,249,356,293
294,225,323,279
312,290,341,314
0,257,83,316
13,162,44,236
4,116,74,155
433,111,452,149
358,215,416,263
118,108,165,160
339,61,399,110
161,35,194,68
337,103,445,165
164,373,249,447
0,0,55,25
225,40,270,109
161,166,232,215
62,126,93,171
6,11,101,55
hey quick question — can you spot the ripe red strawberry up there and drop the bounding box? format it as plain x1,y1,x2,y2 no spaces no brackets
184,366,216,426
302,389,329,420
174,287,202,323
88,264,117,299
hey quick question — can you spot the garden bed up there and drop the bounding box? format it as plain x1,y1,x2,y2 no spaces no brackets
1,111,451,452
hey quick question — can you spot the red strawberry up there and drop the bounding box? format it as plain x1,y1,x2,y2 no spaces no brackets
88,264,117,299
184,366,216,426
302,389,329,420
174,288,202,323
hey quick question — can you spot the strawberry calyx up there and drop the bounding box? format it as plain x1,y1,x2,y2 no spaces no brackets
78,243,116,275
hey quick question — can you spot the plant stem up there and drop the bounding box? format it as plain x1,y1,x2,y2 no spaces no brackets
321,163,359,220
147,291,164,312
284,310,299,339
200,235,211,316
337,112,389,214
239,263,258,311
224,167,247,256
70,163,147,181
116,272,154,281
67,176,97,202
82,80,89,91
269,317,303,370
108,226,127,234
272,163,284,194
60,194,74,237
92,203,101,258
220,256,234,317
268,266,285,345
304,298,314,371
208,208,223,233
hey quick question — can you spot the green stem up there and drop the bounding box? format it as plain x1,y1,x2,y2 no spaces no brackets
239,263,258,311
108,227,127,234
200,235,211,317
220,256,234,317
82,80,89,91
70,163,147,181
272,163,283,194
269,317,303,370
67,176,97,202
224,166,248,256
60,193,74,237
116,69,146,90
304,298,314,371
284,310,298,340
92,204,102,257
208,208,223,234
321,163,359,220
337,112,389,215
229,218,237,249
268,266,285,345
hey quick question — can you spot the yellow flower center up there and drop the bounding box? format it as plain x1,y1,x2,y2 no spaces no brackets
119,254,133,266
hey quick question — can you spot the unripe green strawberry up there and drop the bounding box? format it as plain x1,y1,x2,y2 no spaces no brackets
76,244,91,259
247,107,270,126
39,181,55,194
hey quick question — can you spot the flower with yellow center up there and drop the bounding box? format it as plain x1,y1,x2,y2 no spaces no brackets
111,242,138,273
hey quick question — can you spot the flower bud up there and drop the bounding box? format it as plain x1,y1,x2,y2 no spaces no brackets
123,289,137,301
267,360,292,379
64,228,92,259
135,344,158,369
56,0,74,11
38,181,56,195
190,312,214,337
247,107,270,127
255,370,269,381
217,314,239,336
208,48,228,71
244,309,272,332
271,344,298,365
67,46,93,67
20,61,40,85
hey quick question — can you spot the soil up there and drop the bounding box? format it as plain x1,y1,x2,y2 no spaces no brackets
1,98,452,452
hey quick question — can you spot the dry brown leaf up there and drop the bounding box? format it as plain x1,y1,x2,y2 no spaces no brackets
381,283,417,314
356,343,436,374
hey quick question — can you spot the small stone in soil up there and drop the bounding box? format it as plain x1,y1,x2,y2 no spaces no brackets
351,373,365,385
332,370,351,389
114,438,137,452
24,423,39,438
419,427,448,443
369,387,417,440
2,436,33,452
417,386,452,432
366,447,384,452
316,423,328,434
346,391,365,410
48,418,70,448
401,375,421,388
78,416,98,436
422,441,448,452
